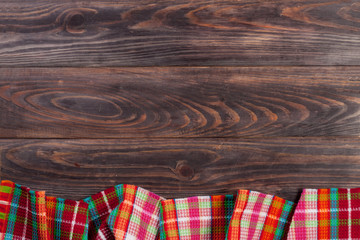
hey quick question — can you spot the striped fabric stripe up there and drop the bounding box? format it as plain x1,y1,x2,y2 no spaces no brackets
287,188,360,239
329,188,338,239
159,199,179,240
318,189,331,239
226,190,249,239
0,181,15,240
159,195,235,240
226,190,294,240
211,195,235,240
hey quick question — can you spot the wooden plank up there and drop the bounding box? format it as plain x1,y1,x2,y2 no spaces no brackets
0,0,359,66
1,67,360,138
1,138,360,202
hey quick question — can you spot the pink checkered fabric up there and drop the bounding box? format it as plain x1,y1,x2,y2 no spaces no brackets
173,196,212,239
123,187,164,239
239,191,274,239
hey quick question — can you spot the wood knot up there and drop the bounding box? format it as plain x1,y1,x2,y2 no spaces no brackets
65,11,85,34
175,160,194,180
68,13,85,28
56,8,97,34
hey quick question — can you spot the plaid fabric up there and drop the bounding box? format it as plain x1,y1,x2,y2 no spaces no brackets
287,188,360,239
226,190,249,239
159,199,179,240
45,197,89,240
0,180,89,240
0,181,163,240
82,185,124,239
259,196,294,240
159,195,235,240
0,180,15,239
226,190,294,240
211,195,235,239
83,184,164,240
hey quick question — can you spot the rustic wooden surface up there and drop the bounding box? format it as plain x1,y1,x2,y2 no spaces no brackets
2,138,360,202
0,0,360,203
1,67,360,138
0,0,359,66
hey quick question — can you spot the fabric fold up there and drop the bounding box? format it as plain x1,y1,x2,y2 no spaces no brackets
83,184,164,240
226,190,294,240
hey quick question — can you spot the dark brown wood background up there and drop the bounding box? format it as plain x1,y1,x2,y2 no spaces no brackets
1,0,360,202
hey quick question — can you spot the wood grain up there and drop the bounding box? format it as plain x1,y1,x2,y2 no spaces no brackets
0,0,359,66
1,67,360,138
1,138,360,202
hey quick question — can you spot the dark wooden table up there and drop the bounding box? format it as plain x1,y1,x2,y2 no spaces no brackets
1,0,360,202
